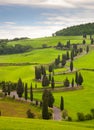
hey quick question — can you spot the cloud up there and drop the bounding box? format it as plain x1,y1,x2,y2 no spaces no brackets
0,0,94,9
0,24,63,39
0,0,84,8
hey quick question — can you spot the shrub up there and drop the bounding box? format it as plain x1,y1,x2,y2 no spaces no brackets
62,109,68,120
48,108,53,119
85,114,92,120
67,116,72,121
26,109,35,118
77,112,85,121
91,109,94,118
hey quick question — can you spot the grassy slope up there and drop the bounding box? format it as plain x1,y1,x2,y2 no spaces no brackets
0,98,41,118
0,36,94,121
8,36,91,48
0,117,94,130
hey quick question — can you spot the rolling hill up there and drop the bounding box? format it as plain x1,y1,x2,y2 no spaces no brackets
55,23,94,36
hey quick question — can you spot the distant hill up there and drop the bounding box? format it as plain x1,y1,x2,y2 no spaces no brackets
55,23,94,36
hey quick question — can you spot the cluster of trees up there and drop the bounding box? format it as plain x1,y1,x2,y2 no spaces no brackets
1,81,17,96
16,78,33,101
35,65,55,89
0,43,32,55
56,40,70,50
55,23,94,36
64,71,83,87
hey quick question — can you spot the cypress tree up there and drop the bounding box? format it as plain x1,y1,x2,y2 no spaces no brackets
42,75,49,87
71,50,74,61
78,72,83,85
86,46,89,53
71,78,74,87
83,39,86,44
70,60,73,71
49,73,51,81
17,78,24,98
49,65,53,73
42,89,49,119
24,83,28,100
66,51,69,60
30,83,33,101
64,77,70,87
60,96,64,111
7,83,11,95
48,91,54,108
51,77,55,89
91,38,93,44
75,71,79,86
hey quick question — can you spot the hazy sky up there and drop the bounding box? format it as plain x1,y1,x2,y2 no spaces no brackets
0,0,94,39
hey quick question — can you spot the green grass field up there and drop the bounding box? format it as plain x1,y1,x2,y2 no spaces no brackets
0,116,94,130
0,36,94,128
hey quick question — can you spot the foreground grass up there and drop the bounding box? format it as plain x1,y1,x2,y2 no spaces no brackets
0,117,94,130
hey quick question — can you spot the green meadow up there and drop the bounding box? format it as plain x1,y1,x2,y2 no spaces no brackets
0,36,94,127
0,116,94,130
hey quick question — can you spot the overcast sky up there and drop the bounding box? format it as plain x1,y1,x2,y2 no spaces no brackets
0,0,94,39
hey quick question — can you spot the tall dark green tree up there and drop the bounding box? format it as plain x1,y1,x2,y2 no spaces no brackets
66,51,69,60
78,72,83,85
75,71,79,86
83,39,86,44
48,91,54,108
24,83,28,100
71,78,74,87
86,46,89,53
60,96,64,111
30,83,33,101
7,83,11,95
35,66,41,80
42,89,49,119
64,78,70,87
70,60,73,71
49,73,51,81
71,50,74,61
49,65,53,73
16,78,24,98
91,38,93,44
62,54,66,67
42,75,49,87
51,77,55,90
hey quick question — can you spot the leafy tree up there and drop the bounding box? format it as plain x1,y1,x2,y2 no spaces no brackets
30,83,33,101
70,60,73,71
24,83,28,100
60,96,64,111
16,78,24,98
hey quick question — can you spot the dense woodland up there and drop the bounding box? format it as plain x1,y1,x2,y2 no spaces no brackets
55,23,94,36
